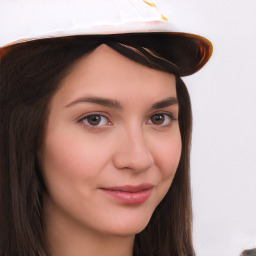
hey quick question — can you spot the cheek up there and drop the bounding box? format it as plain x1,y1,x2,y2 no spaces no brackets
153,131,182,179
150,129,182,201
40,126,111,191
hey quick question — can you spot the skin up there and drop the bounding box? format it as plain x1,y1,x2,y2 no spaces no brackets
40,44,182,256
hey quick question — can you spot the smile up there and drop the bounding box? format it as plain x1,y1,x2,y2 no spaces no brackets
100,184,154,204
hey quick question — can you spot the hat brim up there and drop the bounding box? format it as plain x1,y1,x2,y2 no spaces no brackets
0,31,212,77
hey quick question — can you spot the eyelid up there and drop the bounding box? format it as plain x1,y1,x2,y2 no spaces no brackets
146,111,177,126
77,112,112,127
149,110,177,119
76,111,110,121
76,110,177,128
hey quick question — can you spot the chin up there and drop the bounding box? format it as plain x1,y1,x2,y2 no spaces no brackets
98,207,154,237
107,222,149,237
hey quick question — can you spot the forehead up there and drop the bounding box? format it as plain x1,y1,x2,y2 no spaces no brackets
55,44,177,105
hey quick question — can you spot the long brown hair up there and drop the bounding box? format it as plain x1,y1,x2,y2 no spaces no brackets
0,35,193,256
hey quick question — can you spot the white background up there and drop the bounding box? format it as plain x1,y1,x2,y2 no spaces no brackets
157,0,256,255
1,1,255,255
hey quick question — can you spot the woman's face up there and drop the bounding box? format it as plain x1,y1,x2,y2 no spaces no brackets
40,44,181,237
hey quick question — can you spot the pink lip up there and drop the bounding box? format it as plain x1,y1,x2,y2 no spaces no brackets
100,183,154,204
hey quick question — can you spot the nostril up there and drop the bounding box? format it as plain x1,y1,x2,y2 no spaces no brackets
113,147,154,172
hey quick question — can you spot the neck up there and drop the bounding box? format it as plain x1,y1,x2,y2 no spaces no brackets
43,200,134,256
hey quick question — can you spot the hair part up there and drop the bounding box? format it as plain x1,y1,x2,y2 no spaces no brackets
0,36,194,256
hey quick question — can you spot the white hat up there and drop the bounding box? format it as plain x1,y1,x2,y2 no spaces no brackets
0,0,213,76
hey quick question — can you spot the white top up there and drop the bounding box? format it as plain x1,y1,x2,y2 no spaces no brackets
0,0,180,47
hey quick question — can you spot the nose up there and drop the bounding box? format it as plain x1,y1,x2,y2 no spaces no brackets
113,126,154,172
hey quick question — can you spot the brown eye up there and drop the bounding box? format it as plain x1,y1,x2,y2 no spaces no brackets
80,115,109,127
150,114,165,125
87,115,101,126
148,113,174,126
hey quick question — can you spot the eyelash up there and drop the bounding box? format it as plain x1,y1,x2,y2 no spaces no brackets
78,113,111,127
77,112,177,128
147,113,176,126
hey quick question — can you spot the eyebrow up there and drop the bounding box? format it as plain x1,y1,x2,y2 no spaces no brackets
65,96,123,110
151,97,178,110
65,96,178,110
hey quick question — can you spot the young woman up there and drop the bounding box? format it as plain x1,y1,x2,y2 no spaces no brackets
0,2,212,256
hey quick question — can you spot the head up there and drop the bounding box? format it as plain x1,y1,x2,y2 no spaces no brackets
0,35,193,256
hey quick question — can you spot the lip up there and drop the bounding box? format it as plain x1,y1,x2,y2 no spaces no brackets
100,183,154,204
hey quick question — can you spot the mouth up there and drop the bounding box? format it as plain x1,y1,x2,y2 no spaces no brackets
100,183,154,204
